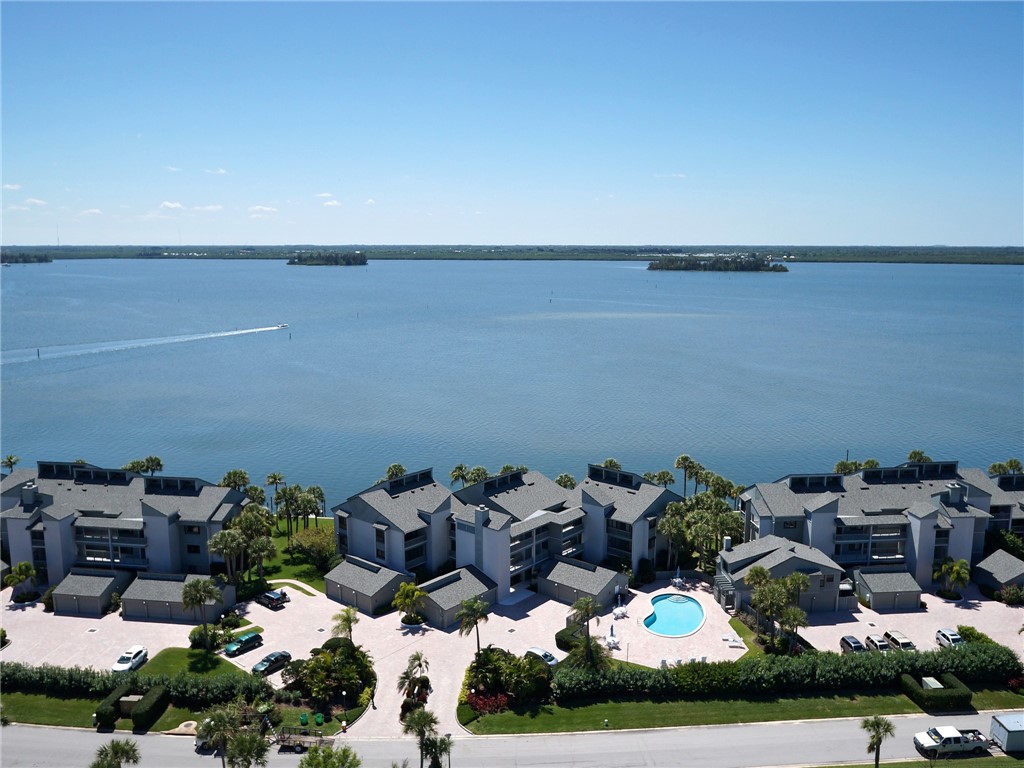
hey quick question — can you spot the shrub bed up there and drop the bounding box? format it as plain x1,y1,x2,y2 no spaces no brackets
551,643,1021,703
555,625,584,653
900,672,972,712
0,662,272,710
130,685,169,730
95,683,133,728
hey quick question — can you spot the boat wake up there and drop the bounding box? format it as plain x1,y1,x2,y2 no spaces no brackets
1,325,285,366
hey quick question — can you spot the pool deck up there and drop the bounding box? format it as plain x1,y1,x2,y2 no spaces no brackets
604,579,749,667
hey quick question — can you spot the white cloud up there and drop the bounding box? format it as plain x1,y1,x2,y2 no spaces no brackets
164,166,182,173
159,201,184,210
323,200,342,207
315,192,334,198
79,208,102,216
655,172,687,179
204,167,227,175
364,198,376,205
3,183,22,190
25,198,47,206
248,205,277,213
193,204,223,212
7,205,29,211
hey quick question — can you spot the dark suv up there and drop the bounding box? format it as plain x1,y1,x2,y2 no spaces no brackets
255,590,288,609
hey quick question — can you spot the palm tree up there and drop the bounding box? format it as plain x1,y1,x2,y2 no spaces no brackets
247,536,276,581
907,449,932,463
570,596,601,666
198,703,242,768
298,745,364,768
243,485,266,506
601,458,621,470
499,464,516,475
332,606,360,642
142,456,163,476
307,485,326,522
220,469,251,491
465,466,489,485
449,464,469,488
392,582,428,623
1,455,19,473
778,604,808,653
861,715,896,768
933,557,971,597
674,454,692,498
456,596,489,655
385,463,407,481
689,462,706,496
208,529,245,583
423,733,453,768
654,470,675,488
265,472,285,518
990,462,1010,476
226,730,269,768
554,473,577,490
3,561,36,598
401,707,439,768
642,472,657,483
90,737,140,768
862,458,880,469
1008,458,1023,474
657,505,687,570
181,578,223,651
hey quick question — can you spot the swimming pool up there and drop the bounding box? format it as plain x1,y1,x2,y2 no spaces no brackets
643,594,706,637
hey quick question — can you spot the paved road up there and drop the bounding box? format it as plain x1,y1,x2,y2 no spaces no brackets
0,712,1012,767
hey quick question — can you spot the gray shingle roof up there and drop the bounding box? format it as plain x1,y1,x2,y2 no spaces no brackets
975,549,1024,584
721,535,842,583
333,469,449,534
52,572,123,598
539,557,620,595
857,570,922,594
420,566,496,611
121,573,213,603
577,475,681,524
325,556,407,596
452,471,570,524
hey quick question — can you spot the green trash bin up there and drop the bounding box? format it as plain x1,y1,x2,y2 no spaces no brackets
314,713,324,726
299,712,309,726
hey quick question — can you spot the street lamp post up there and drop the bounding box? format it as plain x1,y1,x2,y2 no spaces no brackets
445,732,452,768
342,690,347,717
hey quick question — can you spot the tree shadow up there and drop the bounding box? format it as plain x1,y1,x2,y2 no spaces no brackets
186,650,224,674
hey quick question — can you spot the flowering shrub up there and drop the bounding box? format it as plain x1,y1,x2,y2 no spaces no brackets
467,691,509,715
1008,676,1024,694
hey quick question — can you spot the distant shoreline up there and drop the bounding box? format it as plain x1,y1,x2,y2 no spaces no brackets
2,244,1022,265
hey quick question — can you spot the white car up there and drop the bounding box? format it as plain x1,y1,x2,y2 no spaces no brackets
526,647,558,667
112,644,148,672
935,627,965,649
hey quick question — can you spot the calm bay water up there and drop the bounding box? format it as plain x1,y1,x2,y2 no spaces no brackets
1,259,1021,505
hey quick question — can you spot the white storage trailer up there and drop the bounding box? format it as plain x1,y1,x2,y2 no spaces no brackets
991,713,1024,753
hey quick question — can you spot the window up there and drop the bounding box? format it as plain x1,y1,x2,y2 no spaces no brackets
783,521,798,529
375,528,386,560
186,544,201,555
184,525,201,535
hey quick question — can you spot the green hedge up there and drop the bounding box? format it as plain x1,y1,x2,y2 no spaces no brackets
457,702,478,726
0,662,272,710
130,685,169,730
551,643,1022,703
95,683,132,728
555,625,584,653
900,672,972,712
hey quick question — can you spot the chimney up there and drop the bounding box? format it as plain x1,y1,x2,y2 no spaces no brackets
723,535,732,551
946,482,963,505
474,504,489,529
21,482,37,506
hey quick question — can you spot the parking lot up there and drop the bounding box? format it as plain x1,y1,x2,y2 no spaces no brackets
799,583,1024,654
2,578,1022,737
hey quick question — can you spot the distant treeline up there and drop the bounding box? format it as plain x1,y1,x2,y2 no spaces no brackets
1,252,53,264
648,253,788,272
1,244,1021,265
287,251,368,266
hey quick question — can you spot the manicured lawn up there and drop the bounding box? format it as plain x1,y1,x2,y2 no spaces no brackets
0,692,201,732
728,617,763,658
468,689,922,734
144,647,246,678
262,519,330,593
971,687,1024,710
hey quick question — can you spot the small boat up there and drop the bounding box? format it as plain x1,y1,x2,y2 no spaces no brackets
277,323,288,329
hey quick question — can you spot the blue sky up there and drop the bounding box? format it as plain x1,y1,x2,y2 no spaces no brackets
2,2,1022,246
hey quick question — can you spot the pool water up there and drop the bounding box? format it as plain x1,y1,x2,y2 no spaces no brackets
643,594,706,637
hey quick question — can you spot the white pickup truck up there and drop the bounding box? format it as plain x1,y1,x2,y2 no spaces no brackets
914,726,993,757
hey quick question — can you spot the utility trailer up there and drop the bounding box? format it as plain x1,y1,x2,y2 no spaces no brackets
991,713,1024,754
271,725,333,754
